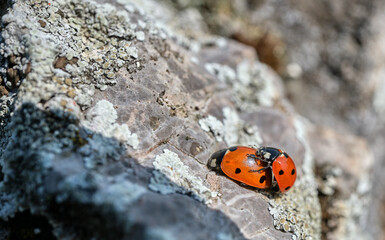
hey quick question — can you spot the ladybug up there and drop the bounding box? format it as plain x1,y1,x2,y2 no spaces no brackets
207,146,296,192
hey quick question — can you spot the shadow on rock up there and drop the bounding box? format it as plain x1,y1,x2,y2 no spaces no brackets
0,103,246,240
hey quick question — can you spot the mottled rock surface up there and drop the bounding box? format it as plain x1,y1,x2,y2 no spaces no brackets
1,0,381,240
151,1,385,240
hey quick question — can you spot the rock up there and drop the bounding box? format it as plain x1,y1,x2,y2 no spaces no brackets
0,86,8,97
309,126,373,239
3,0,372,239
155,1,385,239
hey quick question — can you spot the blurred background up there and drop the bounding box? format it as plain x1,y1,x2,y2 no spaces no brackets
155,0,385,239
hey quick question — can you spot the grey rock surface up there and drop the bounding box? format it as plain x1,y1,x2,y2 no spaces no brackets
1,0,379,240
153,1,385,239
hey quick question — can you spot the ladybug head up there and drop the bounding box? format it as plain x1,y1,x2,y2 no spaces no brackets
256,147,268,158
257,147,281,162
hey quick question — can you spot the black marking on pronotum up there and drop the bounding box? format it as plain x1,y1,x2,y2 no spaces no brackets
229,146,238,151
279,170,284,175
259,175,266,183
291,169,295,175
283,152,289,158
235,168,241,174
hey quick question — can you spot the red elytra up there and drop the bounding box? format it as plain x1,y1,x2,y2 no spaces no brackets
207,146,297,193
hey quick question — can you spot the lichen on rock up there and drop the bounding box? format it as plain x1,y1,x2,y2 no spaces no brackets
204,60,283,110
268,176,321,240
199,107,263,147
83,99,139,150
149,149,216,204
0,0,356,239
265,116,321,240
0,0,146,109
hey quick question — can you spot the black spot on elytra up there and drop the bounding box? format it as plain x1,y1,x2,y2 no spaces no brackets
235,168,241,174
283,152,289,158
279,170,284,175
259,175,266,183
229,146,238,151
291,169,295,175
285,186,291,191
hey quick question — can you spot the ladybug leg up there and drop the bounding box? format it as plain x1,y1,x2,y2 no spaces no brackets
256,158,270,163
246,154,264,161
248,161,272,173
246,153,258,159
248,165,272,173
247,154,271,166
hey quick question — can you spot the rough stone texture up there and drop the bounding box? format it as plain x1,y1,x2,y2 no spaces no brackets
2,0,381,240
309,126,373,239
239,2,385,239
151,1,385,240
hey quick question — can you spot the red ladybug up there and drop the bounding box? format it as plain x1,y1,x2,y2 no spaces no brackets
207,146,296,193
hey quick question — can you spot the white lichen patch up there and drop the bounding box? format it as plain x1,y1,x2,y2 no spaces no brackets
117,0,216,53
204,61,282,110
199,115,225,142
0,0,149,110
267,115,321,240
0,93,16,128
136,31,145,41
215,38,227,48
149,149,216,204
205,63,236,83
83,100,139,149
317,166,342,196
236,60,280,109
222,108,240,145
293,116,313,175
199,108,263,146
43,95,83,119
268,176,321,240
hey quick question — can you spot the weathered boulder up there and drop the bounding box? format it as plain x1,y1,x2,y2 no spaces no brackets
1,0,378,240
155,1,385,239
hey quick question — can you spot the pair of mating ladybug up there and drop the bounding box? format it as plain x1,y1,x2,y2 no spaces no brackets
208,146,296,193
